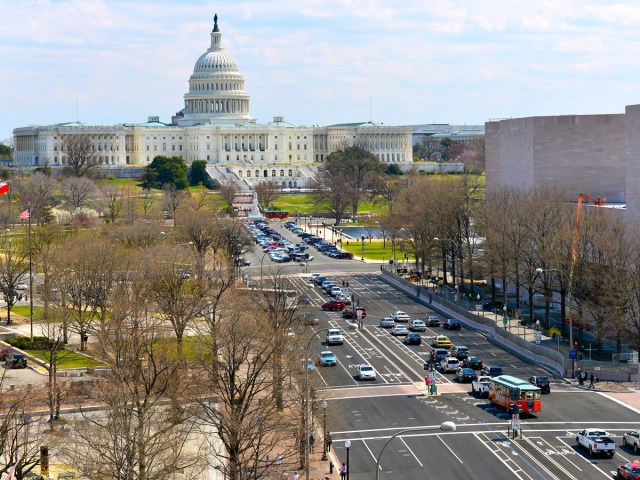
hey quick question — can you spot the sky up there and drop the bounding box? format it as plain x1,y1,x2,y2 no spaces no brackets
3,0,640,142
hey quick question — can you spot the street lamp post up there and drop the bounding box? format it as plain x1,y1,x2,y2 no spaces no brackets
375,422,456,480
304,328,330,479
345,439,351,480
321,400,328,461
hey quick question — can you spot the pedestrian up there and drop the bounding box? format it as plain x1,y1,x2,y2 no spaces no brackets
425,375,431,394
293,473,300,480
326,432,333,452
274,454,282,471
309,431,316,453
340,462,347,480
576,368,583,385
588,372,595,389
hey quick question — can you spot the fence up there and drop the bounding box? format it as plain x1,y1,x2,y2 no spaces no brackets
379,267,640,380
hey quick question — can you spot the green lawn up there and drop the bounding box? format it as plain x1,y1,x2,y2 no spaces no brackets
271,193,389,216
341,239,415,262
26,349,105,369
11,305,45,320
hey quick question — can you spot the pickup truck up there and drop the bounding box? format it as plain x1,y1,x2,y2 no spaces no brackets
576,428,617,457
471,376,492,397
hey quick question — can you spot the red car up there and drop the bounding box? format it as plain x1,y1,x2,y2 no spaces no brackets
322,300,346,311
617,461,640,479
342,307,366,319
0,345,13,361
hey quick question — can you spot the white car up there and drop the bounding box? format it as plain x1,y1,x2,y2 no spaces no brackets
379,317,395,328
326,329,344,345
357,364,377,380
390,310,411,322
410,320,426,331
391,325,409,336
330,287,342,297
440,357,461,372
309,273,321,281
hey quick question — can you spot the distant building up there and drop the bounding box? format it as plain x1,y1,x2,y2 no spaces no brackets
411,124,484,146
12,16,412,189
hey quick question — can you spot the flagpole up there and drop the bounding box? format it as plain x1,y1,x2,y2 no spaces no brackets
28,202,33,341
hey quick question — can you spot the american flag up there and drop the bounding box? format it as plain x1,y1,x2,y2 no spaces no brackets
19,209,30,220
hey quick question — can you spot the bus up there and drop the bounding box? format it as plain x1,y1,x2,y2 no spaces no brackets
263,210,289,219
488,375,541,414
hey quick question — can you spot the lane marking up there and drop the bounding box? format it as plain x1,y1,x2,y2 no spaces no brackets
436,435,463,464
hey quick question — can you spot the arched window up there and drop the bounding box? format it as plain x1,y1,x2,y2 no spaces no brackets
271,169,276,177
288,169,293,177
280,169,284,177
263,169,268,178
247,170,251,178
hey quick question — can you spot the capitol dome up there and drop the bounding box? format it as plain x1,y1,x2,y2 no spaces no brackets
179,15,255,126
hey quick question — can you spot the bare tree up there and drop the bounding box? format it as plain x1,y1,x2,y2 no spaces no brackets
187,190,212,211
60,134,100,177
62,175,97,210
0,376,49,479
141,187,154,216
312,171,353,225
9,172,60,222
178,209,220,272
101,184,125,223
109,222,165,249
253,180,282,209
219,183,240,210
163,183,186,225
0,235,30,325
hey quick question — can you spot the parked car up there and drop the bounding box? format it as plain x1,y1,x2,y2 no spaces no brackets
617,461,640,479
330,286,343,297
426,315,440,327
6,352,27,369
302,358,315,370
0,345,13,361
463,356,483,370
321,300,346,311
343,307,366,319
390,311,411,322
298,294,312,304
430,348,449,363
410,320,427,332
405,333,422,345
455,367,477,383
623,431,640,452
440,357,461,372
357,364,376,380
318,351,337,367
529,376,551,394
451,345,469,360
326,329,344,345
391,325,409,336
480,365,504,377
432,335,452,349
443,319,462,330
379,317,395,328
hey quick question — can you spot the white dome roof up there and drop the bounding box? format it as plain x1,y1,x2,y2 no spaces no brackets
194,49,239,73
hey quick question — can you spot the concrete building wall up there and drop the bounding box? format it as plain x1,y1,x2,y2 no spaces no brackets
486,114,627,203
626,104,640,225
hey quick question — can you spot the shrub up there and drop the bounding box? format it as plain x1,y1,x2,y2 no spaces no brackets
7,336,65,351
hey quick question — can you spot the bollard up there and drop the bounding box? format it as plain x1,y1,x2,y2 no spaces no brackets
329,461,334,474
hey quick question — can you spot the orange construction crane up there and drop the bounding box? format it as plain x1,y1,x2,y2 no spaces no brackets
567,193,605,362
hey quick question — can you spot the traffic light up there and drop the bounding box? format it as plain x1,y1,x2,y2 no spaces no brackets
346,281,349,287
574,341,579,349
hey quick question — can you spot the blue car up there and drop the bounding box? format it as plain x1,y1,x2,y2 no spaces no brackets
318,351,337,367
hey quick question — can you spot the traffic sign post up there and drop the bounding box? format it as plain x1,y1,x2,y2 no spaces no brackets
511,413,521,439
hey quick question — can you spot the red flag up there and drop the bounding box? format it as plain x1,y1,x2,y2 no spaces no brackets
0,181,8,195
19,209,30,220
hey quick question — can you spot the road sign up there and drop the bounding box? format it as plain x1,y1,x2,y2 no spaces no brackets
512,413,520,422
535,332,541,345
428,371,436,383
356,309,363,320
569,350,577,359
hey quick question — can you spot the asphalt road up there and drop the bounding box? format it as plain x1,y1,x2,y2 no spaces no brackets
244,220,640,480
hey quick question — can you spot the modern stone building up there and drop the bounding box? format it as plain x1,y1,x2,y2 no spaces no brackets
12,16,412,189
485,106,640,223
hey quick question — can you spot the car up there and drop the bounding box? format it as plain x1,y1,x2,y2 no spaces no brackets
463,356,483,370
481,365,504,377
472,376,492,396
390,311,411,322
617,461,640,479
391,325,409,336
357,364,376,380
306,317,320,326
298,294,312,305
455,367,477,383
443,319,462,330
320,281,333,291
6,352,27,369
326,329,344,345
430,348,449,363
15,282,28,292
483,300,504,312
330,287,343,297
0,345,13,361
426,315,440,327
343,307,366,319
410,320,426,332
309,273,321,281
622,431,640,452
321,300,346,311
314,276,327,285
302,358,315,370
318,351,337,367
405,333,422,345
451,345,469,360
440,357,461,372
432,335,452,348
529,376,551,394
379,317,395,328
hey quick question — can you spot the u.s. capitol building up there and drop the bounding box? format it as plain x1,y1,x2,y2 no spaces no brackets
13,16,411,188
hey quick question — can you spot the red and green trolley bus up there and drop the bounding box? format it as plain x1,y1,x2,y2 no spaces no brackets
489,375,542,414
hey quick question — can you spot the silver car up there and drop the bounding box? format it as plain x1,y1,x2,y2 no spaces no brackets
357,364,377,380
623,430,640,452
379,317,395,328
